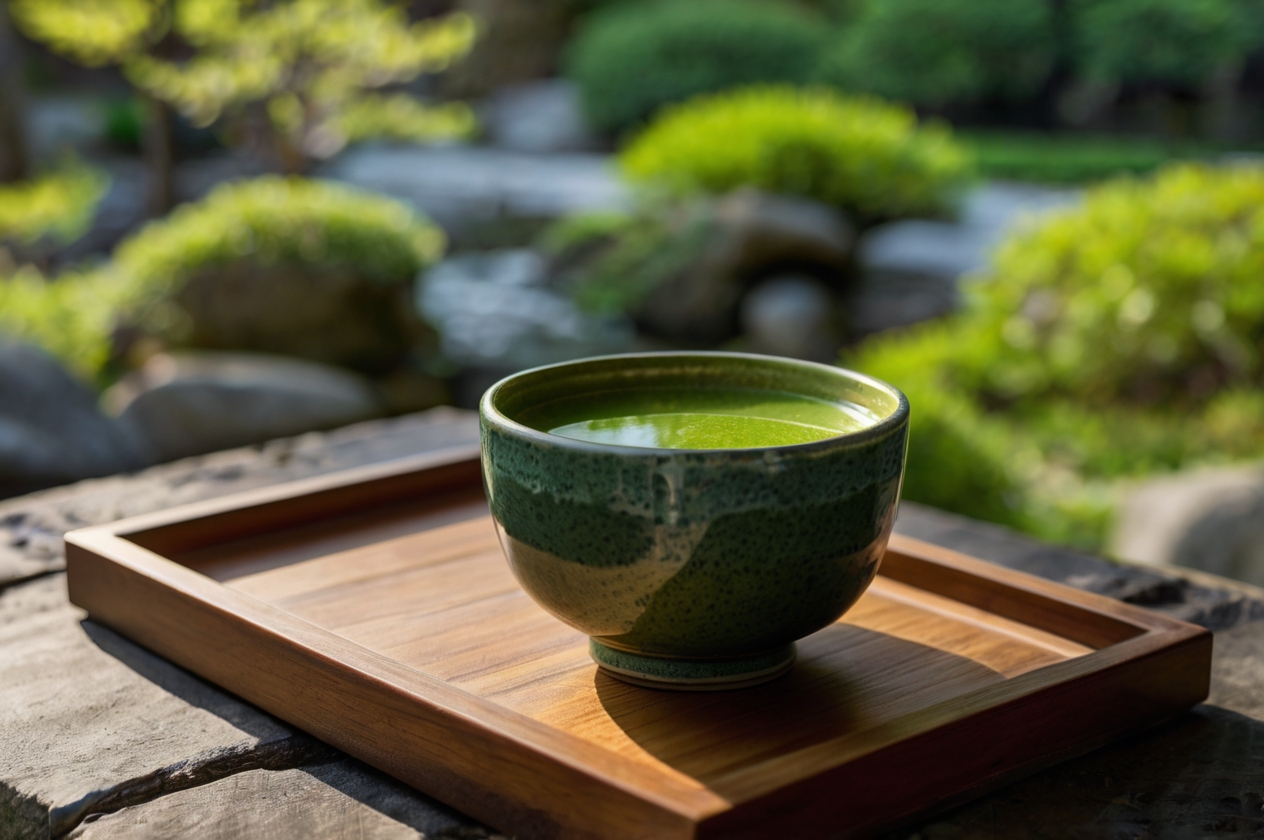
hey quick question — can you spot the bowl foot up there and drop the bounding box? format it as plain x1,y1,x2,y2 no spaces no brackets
589,640,796,691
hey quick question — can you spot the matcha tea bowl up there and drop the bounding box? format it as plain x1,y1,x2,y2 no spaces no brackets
479,352,909,690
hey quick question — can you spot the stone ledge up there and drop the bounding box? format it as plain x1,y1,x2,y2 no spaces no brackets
0,408,480,588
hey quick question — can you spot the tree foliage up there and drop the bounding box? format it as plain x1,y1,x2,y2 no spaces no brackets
1070,0,1261,90
817,0,1057,108
11,0,476,169
567,0,827,135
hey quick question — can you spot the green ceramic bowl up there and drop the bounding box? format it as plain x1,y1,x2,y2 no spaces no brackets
479,352,909,690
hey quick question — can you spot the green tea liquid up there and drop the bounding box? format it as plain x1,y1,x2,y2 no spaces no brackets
520,387,878,450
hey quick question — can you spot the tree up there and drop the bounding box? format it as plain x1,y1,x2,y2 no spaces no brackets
10,0,476,201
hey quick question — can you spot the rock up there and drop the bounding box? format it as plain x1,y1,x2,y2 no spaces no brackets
859,183,1081,280
26,96,101,159
850,182,1081,336
0,409,483,837
0,574,312,840
1209,618,1264,719
324,146,627,240
2,405,1264,838
896,501,1264,631
1110,464,1264,588
842,267,960,337
418,249,636,376
739,275,842,362
107,352,386,464
481,80,596,154
635,189,855,343
0,408,480,587
67,759,489,840
172,260,430,374
0,342,147,500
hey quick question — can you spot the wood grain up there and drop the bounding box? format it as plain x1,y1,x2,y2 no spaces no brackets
65,448,1213,840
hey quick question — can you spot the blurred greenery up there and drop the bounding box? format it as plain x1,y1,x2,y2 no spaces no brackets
0,176,445,381
11,0,476,169
1070,0,1263,89
620,86,975,225
566,0,826,135
336,95,476,146
848,162,1264,548
964,162,1264,406
102,96,146,151
962,131,1221,184
816,0,1057,108
0,265,118,378
0,158,109,246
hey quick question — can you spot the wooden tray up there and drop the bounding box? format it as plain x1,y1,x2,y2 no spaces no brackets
64,446,1212,840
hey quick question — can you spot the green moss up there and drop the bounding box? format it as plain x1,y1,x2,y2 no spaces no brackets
620,86,974,224
542,203,714,315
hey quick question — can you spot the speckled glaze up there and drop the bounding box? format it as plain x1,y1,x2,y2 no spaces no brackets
479,352,909,690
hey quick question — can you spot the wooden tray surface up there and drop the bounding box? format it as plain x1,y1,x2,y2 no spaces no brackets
65,447,1212,840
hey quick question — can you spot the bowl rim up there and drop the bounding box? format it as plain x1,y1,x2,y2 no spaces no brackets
479,351,909,456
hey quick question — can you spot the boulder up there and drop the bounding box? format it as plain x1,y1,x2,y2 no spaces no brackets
1110,464,1264,588
0,342,147,499
107,352,385,464
174,260,431,375
841,267,960,337
739,275,842,362
635,189,854,343
481,80,597,154
418,249,636,378
849,182,1082,337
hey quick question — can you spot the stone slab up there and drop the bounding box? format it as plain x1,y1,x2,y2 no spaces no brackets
2,407,1262,839
0,408,480,587
895,502,1264,632
886,617,1264,839
66,760,494,840
0,409,480,839
0,574,324,840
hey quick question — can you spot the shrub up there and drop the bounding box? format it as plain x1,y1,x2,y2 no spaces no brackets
620,87,974,224
566,0,827,135
114,175,445,306
846,323,1031,528
960,162,1264,407
1070,0,1259,90
0,265,117,380
0,159,109,245
0,176,445,380
844,162,1264,549
816,0,1057,108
